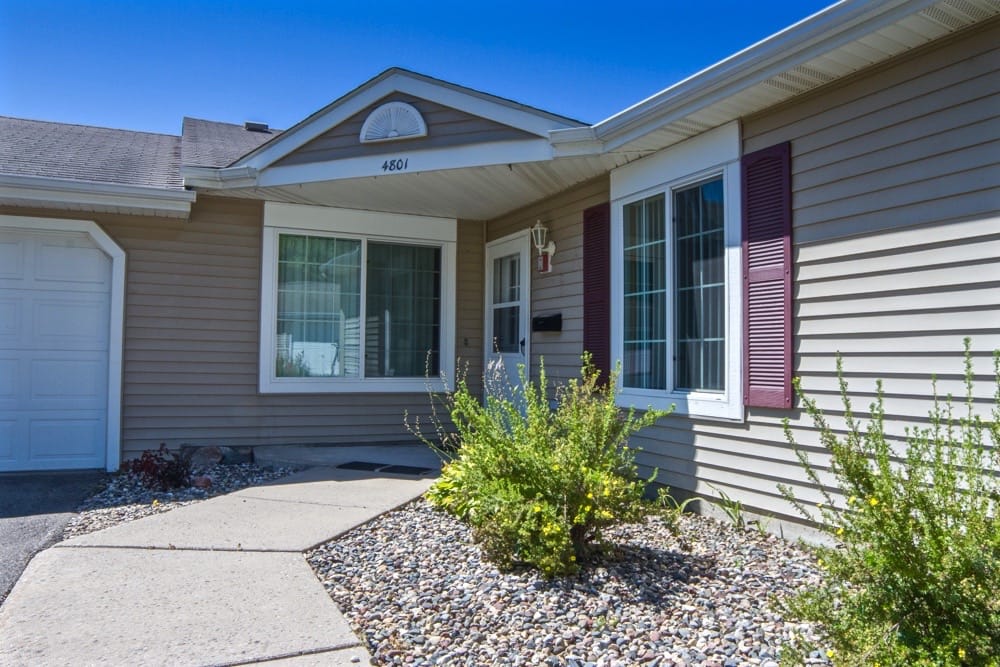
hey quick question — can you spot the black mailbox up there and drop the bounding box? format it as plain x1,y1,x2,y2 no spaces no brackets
532,313,562,332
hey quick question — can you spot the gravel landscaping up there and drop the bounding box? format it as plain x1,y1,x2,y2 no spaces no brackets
307,499,831,667
62,463,299,539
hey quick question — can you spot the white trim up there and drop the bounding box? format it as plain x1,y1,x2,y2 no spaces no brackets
359,101,428,143
0,215,126,471
260,204,456,394
610,131,743,421
180,165,258,189
233,69,580,172
256,139,553,188
484,231,532,389
0,174,195,218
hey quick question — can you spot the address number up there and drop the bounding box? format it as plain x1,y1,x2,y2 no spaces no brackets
381,158,409,172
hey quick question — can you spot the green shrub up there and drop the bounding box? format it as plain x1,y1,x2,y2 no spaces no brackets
779,339,1000,666
421,353,670,577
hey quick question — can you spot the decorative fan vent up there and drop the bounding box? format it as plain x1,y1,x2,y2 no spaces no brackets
359,102,427,143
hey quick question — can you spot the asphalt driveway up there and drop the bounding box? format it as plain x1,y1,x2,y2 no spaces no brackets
0,471,106,604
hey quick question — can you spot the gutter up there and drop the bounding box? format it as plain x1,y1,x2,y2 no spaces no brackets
0,174,196,218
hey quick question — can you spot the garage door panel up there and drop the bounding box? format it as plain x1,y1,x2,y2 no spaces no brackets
35,240,110,287
0,239,24,280
0,298,20,343
31,359,106,403
0,420,15,462
0,358,17,400
30,417,104,461
33,298,110,349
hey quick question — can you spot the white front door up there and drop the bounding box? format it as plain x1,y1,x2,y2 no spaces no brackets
0,228,112,471
484,233,530,400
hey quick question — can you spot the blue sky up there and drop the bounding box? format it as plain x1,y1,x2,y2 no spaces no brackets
1,1,833,136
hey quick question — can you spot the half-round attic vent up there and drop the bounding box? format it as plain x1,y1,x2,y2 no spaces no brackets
359,102,427,143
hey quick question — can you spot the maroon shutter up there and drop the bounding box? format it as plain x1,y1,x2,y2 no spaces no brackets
583,202,611,382
742,142,793,409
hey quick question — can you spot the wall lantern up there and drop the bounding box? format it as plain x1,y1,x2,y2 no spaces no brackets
531,220,555,273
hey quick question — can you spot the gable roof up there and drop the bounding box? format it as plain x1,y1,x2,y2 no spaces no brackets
180,117,282,168
0,116,183,190
223,67,584,173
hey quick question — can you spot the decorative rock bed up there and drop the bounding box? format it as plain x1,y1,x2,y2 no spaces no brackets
307,499,831,667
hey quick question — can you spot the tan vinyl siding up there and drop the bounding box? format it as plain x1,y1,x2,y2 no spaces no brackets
486,176,610,383
630,19,1000,522
274,94,535,166
1,197,479,457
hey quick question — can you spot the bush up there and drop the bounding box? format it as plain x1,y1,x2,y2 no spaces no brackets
123,443,193,491
779,339,1000,666
420,354,670,577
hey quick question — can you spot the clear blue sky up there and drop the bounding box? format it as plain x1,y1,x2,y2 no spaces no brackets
1,1,834,136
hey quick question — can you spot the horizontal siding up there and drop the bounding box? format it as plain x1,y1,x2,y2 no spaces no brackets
0,198,472,457
486,176,610,384
274,93,534,166
630,19,1000,525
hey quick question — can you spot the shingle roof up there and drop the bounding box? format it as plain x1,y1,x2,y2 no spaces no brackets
181,117,281,168
0,116,184,190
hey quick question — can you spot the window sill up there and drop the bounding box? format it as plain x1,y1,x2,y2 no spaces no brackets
617,387,745,422
260,377,449,394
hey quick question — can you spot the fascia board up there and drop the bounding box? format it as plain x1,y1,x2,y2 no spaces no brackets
0,174,195,216
257,138,553,188
233,71,580,173
591,0,937,151
181,165,258,189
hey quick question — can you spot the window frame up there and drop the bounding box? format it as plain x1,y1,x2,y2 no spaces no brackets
610,123,743,420
260,202,456,394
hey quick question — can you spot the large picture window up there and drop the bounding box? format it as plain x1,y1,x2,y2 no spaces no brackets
261,203,455,393
610,122,742,419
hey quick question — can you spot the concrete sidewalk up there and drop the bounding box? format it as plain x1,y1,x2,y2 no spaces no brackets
0,446,440,666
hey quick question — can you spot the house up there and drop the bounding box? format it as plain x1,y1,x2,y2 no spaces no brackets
1,0,997,529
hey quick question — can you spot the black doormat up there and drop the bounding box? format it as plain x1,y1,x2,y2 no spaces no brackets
336,461,434,476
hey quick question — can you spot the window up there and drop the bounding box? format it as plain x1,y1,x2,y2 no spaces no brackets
261,203,455,393
610,122,742,419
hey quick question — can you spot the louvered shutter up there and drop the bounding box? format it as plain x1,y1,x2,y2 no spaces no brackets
583,202,611,382
742,142,793,409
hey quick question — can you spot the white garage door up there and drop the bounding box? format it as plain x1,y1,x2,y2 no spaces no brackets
0,228,112,471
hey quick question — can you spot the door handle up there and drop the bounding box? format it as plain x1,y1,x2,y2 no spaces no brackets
519,338,525,353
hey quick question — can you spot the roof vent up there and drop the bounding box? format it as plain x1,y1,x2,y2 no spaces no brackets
359,102,427,143
244,121,270,133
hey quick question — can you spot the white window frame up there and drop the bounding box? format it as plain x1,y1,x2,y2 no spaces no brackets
260,202,456,393
610,122,743,420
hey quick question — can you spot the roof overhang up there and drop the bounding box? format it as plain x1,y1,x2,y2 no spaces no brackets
552,0,1000,158
0,174,196,218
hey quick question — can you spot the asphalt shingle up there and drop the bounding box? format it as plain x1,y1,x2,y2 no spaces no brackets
0,116,183,190
180,117,280,168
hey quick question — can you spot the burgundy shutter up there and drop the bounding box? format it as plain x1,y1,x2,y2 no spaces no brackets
742,142,793,409
583,202,611,382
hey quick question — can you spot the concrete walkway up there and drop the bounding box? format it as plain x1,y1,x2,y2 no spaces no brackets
0,445,441,666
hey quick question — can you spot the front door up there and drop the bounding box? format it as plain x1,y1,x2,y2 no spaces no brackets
484,233,530,401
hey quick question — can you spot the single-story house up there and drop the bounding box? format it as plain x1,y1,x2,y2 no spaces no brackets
1,0,997,528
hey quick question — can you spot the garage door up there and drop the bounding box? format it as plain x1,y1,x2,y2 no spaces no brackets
0,228,112,471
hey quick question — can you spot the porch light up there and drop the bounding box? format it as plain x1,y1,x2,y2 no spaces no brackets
531,220,555,273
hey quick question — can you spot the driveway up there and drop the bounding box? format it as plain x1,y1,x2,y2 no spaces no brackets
0,471,105,604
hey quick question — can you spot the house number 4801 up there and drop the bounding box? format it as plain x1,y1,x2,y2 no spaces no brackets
381,158,409,172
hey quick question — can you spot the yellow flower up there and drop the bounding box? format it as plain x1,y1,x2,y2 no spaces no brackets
847,495,857,505
152,499,160,507
958,647,966,660
533,504,542,513
826,649,835,659
587,492,594,499
603,488,611,497
869,497,879,507
817,558,824,567
874,663,881,667
836,527,844,537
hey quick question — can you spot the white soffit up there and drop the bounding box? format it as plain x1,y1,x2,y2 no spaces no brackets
553,0,1000,158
